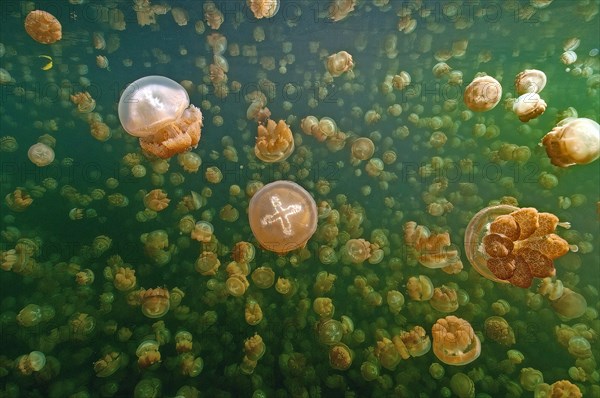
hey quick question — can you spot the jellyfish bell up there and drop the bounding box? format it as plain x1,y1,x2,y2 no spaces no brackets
541,117,600,167
28,143,55,167
512,93,547,122
515,69,547,94
118,76,203,159
24,10,62,44
248,180,318,254
463,75,502,112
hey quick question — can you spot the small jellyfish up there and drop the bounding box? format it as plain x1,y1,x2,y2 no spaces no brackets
514,69,547,94
16,351,46,375
329,343,353,370
484,316,515,346
541,117,599,167
28,143,55,167
139,287,170,318
248,181,318,254
431,315,481,366
118,76,203,159
351,137,375,161
248,0,280,19
144,189,170,211
512,93,547,122
329,0,356,21
24,10,62,44
326,51,354,77
254,119,295,163
463,75,502,112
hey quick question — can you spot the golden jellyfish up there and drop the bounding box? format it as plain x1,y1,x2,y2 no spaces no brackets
245,299,263,325
465,205,572,288
406,275,434,301
541,117,600,167
398,326,431,357
248,0,280,19
515,69,547,94
343,239,372,263
329,343,353,370
195,252,220,276
251,266,275,289
463,75,502,112
432,316,481,366
550,288,587,321
329,0,356,21
512,93,547,122
118,76,203,159
484,316,515,346
70,92,96,113
430,286,459,313
326,51,354,77
139,287,170,318
191,221,214,243
16,351,46,375
254,119,295,163
144,189,170,211
5,188,33,212
548,380,582,398
28,143,55,167
24,10,62,44
136,340,161,369
403,221,463,274
93,352,122,377
248,181,318,254
351,137,375,161
114,267,136,291
204,1,224,30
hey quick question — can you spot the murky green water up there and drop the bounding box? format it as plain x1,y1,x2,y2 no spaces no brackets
0,1,599,397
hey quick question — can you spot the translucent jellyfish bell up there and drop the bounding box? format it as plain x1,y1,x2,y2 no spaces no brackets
118,76,190,138
248,180,318,254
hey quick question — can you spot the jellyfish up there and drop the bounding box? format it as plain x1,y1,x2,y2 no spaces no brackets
432,315,481,366
251,266,275,289
430,286,459,313
484,316,516,346
16,351,46,375
248,0,280,19
403,221,463,274
512,93,547,122
514,69,547,94
248,181,318,254
463,75,502,112
351,137,375,162
254,119,295,163
139,287,170,318
24,10,62,44
465,205,572,288
398,326,431,357
28,143,55,167
93,352,122,377
326,51,354,77
118,76,203,159
143,189,170,211
541,117,599,167
329,343,353,370
329,0,356,21
136,340,161,369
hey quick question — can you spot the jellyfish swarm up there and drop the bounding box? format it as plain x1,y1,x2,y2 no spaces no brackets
118,76,202,159
465,206,571,288
248,181,318,254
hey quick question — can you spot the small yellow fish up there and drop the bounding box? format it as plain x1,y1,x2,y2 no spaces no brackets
38,55,53,70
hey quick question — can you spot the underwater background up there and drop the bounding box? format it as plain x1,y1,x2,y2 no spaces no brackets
0,0,599,397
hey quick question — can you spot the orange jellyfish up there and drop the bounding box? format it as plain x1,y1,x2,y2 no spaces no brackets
24,10,62,44
118,76,203,159
541,117,599,167
432,315,481,366
403,221,463,274
329,0,356,21
254,119,295,163
248,181,318,254
248,0,280,19
326,51,354,77
139,287,170,318
463,75,502,112
465,206,572,288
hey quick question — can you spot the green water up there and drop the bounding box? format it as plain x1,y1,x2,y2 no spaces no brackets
0,1,599,397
